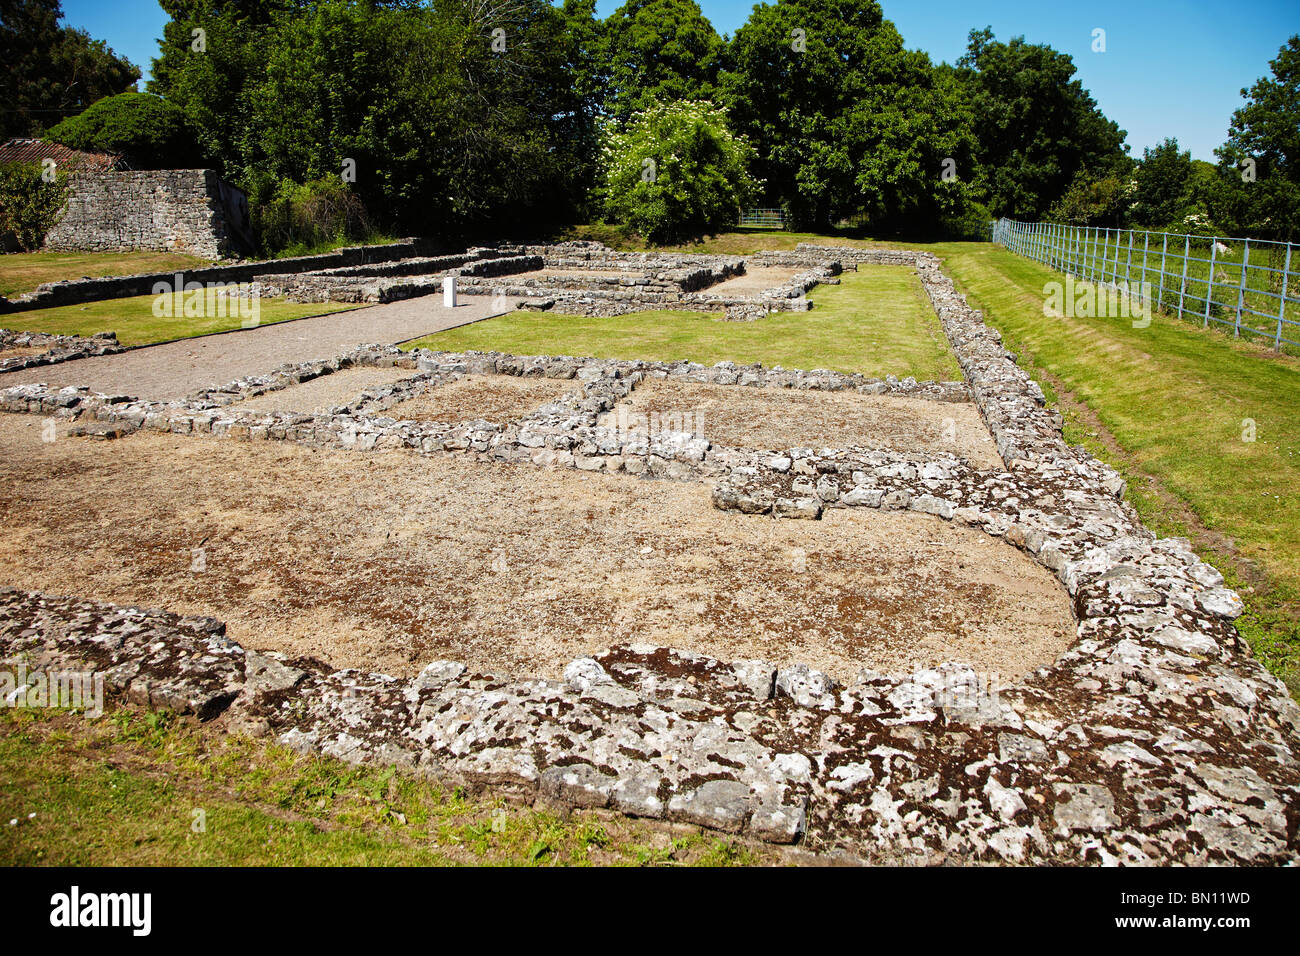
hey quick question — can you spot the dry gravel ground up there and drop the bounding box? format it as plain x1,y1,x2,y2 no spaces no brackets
0,345,49,361
609,380,1003,467
384,375,581,422
224,366,419,414
708,266,802,295
0,416,1070,682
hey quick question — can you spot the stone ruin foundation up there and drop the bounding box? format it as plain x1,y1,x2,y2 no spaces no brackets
1,247,1298,864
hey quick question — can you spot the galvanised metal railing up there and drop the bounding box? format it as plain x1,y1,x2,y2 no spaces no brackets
740,207,786,229
992,218,1300,351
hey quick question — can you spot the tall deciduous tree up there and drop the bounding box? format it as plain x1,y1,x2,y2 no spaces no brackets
596,0,724,122
721,0,975,232
1211,35,1300,241
0,0,139,138
1130,138,1193,228
956,27,1129,220
149,0,593,243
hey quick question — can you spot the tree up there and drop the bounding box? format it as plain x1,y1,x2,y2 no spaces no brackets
721,0,975,232
598,101,758,243
957,28,1129,220
1130,138,1193,227
596,0,724,122
149,0,595,245
1211,35,1300,240
0,160,68,249
46,92,203,168
0,0,140,139
1048,170,1129,227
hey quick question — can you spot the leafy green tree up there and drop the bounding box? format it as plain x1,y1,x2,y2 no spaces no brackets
149,0,594,245
0,0,140,138
957,27,1129,220
598,101,758,243
0,160,68,249
597,0,724,122
1048,170,1129,227
46,92,203,168
1211,35,1300,240
721,0,975,232
1130,138,1193,227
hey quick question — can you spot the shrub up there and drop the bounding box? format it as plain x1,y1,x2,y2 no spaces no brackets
597,101,759,244
45,93,203,169
0,162,69,251
250,177,374,258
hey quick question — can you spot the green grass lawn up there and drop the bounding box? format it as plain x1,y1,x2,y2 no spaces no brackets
406,264,961,380
0,251,212,299
911,241,1300,690
0,706,765,867
5,293,361,347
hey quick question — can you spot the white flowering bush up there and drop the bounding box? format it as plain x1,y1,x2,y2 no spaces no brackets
597,101,759,244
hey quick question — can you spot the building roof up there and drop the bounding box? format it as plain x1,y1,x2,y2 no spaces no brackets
0,138,123,173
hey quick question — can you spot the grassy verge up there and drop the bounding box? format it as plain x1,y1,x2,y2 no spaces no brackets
0,251,212,299
5,294,361,347
911,241,1300,692
0,705,771,867
406,265,960,380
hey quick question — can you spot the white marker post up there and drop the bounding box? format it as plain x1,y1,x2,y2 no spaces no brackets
443,275,457,308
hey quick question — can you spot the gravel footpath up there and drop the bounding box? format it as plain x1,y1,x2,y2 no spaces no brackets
0,295,523,402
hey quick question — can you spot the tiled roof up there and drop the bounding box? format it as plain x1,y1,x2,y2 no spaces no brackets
0,138,123,172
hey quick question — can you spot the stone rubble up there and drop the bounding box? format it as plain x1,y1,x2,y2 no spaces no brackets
0,329,122,372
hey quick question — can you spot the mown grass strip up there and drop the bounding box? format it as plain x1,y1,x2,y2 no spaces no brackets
4,294,361,347
0,706,768,867
407,265,960,380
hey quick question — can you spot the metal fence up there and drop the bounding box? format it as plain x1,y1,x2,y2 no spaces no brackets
992,218,1300,351
740,207,786,229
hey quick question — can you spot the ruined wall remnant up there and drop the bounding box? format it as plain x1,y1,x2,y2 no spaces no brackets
44,169,255,260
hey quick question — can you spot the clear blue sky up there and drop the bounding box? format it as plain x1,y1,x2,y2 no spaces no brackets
61,0,1297,162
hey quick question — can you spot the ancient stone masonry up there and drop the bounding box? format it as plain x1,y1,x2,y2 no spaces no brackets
1,347,971,476
44,169,254,260
3,246,1299,864
0,238,434,315
254,255,545,304
0,330,121,372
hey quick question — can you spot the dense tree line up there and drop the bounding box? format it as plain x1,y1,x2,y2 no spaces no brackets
7,0,1297,249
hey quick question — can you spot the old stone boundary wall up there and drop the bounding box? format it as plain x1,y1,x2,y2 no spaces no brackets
0,238,435,315
3,247,1298,864
45,170,249,261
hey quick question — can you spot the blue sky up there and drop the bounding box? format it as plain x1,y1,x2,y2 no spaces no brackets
61,0,1297,162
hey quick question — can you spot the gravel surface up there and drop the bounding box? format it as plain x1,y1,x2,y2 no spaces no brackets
0,296,521,401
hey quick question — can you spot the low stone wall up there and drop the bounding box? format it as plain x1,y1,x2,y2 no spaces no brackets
254,255,543,304
0,329,121,372
0,239,433,315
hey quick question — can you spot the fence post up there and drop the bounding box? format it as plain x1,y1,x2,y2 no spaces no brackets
1206,238,1218,327
1178,235,1190,319
1141,231,1149,305
1125,229,1134,293
1157,233,1168,313
1235,240,1250,337
1276,243,1292,351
